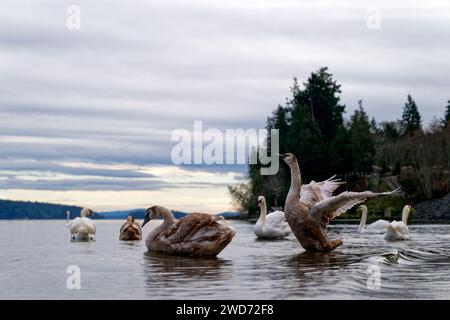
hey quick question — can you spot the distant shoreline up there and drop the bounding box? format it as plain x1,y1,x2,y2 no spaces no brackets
2,218,449,225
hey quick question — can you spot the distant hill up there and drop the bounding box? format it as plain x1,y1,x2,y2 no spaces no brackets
217,211,241,219
100,209,241,220
0,199,105,220
100,209,188,220
0,199,239,220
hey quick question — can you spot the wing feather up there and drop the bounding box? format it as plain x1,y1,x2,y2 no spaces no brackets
310,188,401,223
300,176,345,207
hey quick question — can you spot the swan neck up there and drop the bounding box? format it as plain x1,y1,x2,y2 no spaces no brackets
160,207,176,224
287,161,301,202
359,208,368,231
146,209,175,243
259,201,268,222
147,220,170,243
402,207,410,225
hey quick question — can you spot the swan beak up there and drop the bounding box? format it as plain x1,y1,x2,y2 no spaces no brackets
141,217,150,228
278,153,288,159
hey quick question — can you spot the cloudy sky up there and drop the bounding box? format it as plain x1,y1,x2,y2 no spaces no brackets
1,0,449,212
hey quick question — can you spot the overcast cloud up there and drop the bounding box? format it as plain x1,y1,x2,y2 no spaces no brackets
0,0,449,211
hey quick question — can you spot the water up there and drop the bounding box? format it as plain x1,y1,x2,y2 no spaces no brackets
0,220,449,300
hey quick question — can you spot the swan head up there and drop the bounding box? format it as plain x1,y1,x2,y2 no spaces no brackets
402,205,412,224
142,206,163,228
278,153,297,166
358,205,368,213
80,208,95,218
257,196,266,208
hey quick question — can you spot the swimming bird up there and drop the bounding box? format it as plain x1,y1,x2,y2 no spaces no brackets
69,208,96,241
358,205,390,234
119,216,142,241
141,206,235,257
65,211,71,227
280,153,401,252
384,205,412,241
254,196,291,239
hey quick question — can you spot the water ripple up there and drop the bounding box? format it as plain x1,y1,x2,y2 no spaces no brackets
0,221,449,299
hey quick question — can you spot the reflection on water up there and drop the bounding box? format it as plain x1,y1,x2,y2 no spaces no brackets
142,252,232,298
0,220,449,299
143,252,230,283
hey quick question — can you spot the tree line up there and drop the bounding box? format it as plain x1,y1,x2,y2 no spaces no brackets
0,199,104,219
229,67,450,218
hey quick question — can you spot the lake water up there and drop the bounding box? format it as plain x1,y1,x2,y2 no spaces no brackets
0,220,449,300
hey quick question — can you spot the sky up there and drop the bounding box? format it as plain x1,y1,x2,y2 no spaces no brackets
1,0,449,212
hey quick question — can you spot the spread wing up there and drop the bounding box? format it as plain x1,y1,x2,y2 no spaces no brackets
310,188,401,223
300,176,345,207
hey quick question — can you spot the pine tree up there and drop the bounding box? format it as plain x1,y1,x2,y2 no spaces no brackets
370,117,379,135
292,67,345,143
266,105,290,153
444,100,450,125
232,68,346,216
286,100,326,181
401,94,422,135
381,121,400,141
349,101,375,174
329,124,353,175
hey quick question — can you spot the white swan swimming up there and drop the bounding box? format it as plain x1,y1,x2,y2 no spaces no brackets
69,208,96,241
385,205,412,241
358,205,390,234
65,211,71,227
254,196,291,239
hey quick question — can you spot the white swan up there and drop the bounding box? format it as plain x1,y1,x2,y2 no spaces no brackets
385,205,412,241
358,205,390,234
69,208,96,241
254,196,291,239
65,210,71,227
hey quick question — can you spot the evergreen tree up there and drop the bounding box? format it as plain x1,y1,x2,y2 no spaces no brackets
286,99,326,181
401,94,422,135
370,117,379,135
230,68,346,216
349,101,375,174
329,124,353,175
266,105,290,153
264,105,291,206
292,67,345,143
444,100,450,125
381,121,400,141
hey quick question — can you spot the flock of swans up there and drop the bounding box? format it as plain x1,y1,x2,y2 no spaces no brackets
358,205,412,240
67,153,407,256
